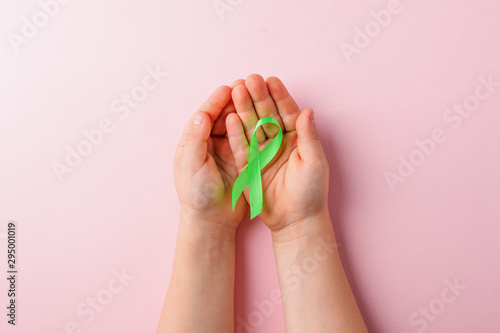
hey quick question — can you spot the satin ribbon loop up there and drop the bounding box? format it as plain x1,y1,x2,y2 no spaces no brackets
232,117,283,219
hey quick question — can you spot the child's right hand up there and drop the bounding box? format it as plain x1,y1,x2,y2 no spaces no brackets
174,86,248,235
226,75,331,240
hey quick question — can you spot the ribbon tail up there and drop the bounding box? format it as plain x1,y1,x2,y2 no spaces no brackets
248,155,263,219
232,169,248,211
248,132,262,219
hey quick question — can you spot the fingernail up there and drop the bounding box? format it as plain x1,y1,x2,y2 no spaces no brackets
194,113,204,125
310,110,315,121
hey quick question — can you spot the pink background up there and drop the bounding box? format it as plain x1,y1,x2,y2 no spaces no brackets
1,0,500,332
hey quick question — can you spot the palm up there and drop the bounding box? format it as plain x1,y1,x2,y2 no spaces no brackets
260,133,300,229
205,136,247,225
243,132,324,230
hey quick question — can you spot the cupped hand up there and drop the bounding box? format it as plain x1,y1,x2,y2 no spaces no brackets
174,86,248,232
226,75,330,234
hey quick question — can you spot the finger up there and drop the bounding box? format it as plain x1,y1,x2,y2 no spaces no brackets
213,79,245,136
231,79,245,88
232,84,266,144
295,108,326,163
176,111,212,172
245,74,284,138
197,85,232,126
226,112,250,173
212,98,235,137
266,76,301,133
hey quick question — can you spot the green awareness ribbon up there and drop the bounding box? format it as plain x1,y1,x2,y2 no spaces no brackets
232,117,283,219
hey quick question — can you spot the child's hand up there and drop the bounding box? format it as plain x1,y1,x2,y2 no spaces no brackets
174,86,248,234
226,75,330,238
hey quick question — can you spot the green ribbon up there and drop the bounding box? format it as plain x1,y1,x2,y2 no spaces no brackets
232,117,283,219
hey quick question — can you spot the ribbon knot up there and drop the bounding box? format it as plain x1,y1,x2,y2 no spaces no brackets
232,117,283,219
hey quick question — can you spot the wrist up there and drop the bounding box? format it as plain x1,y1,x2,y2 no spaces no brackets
270,209,334,244
179,213,237,244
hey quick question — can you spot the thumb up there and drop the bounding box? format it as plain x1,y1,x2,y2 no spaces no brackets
176,112,212,171
295,108,325,162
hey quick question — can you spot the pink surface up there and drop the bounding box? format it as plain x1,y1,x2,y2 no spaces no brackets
1,0,500,332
